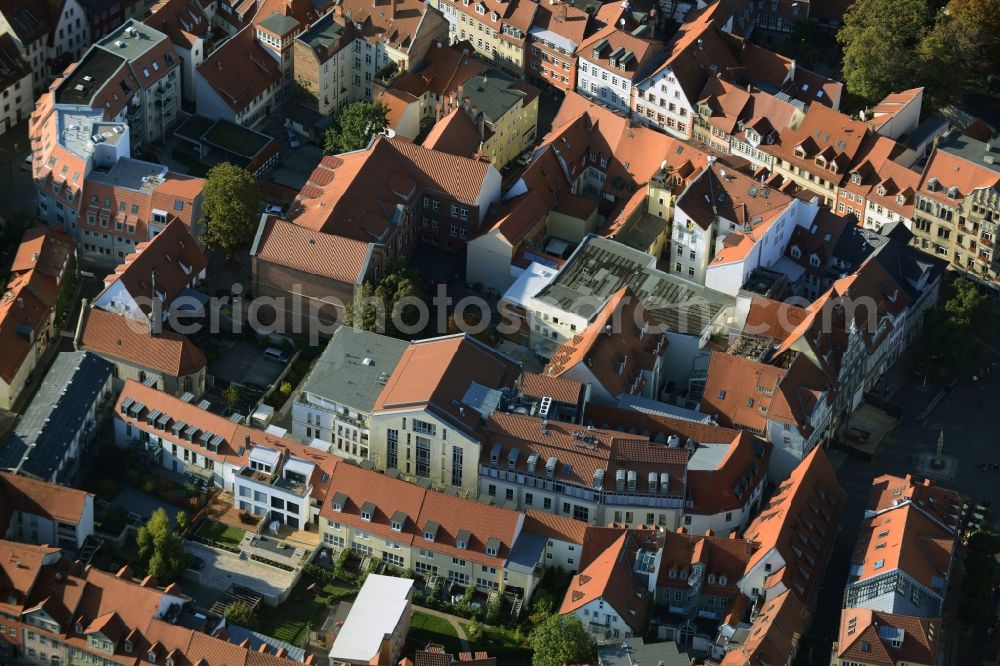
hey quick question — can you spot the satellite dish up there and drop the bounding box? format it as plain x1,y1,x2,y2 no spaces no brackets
269,521,280,535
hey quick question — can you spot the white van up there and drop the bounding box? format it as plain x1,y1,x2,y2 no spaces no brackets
263,347,289,363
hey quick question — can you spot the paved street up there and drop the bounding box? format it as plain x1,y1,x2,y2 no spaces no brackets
799,308,1000,665
0,120,34,221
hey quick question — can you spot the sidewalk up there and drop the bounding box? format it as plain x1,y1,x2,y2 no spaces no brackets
416,607,471,651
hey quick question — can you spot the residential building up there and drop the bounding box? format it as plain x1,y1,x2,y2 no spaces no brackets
292,326,408,460
77,307,207,397
836,136,919,228
368,333,522,493
47,19,181,146
250,215,375,332
910,128,1000,288
319,459,544,600
329,575,413,666
195,25,281,127
428,0,537,77
670,160,814,290
291,10,360,116
576,24,664,114
79,0,150,42
527,1,589,91
91,216,207,322
0,226,75,411
0,351,114,484
288,136,502,276
560,528,662,641
654,529,759,651
543,287,668,404
0,32,30,133
0,0,51,91
843,475,961,618
861,88,923,141
0,537,307,666
713,588,810,666
146,0,213,103
737,446,845,608
46,0,90,72
421,70,539,169
416,647,498,666
513,235,734,386
0,472,95,550
174,115,281,179
832,609,940,666
598,637,690,666
112,379,338,526
523,509,586,572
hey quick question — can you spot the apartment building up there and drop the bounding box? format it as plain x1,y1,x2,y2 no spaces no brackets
291,11,360,115
526,1,589,91
0,32,30,134
843,475,961,618
560,528,661,641
422,70,539,170
0,0,51,91
0,351,114,484
0,472,94,550
146,0,213,103
576,24,663,114
329,575,413,666
523,509,587,572
368,333,522,493
195,25,281,127
292,326,408,461
832,609,940,666
320,460,543,599
429,0,536,77
234,444,321,529
712,589,810,666
0,226,75,411
91,216,207,321
910,129,1000,287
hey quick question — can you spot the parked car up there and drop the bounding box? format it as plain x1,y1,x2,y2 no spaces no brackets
264,204,285,215
287,130,301,149
263,347,289,363
20,155,32,171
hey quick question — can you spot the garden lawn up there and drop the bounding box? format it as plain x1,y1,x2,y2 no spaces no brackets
196,520,245,549
408,611,463,653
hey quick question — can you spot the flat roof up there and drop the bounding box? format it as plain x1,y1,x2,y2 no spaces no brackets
302,327,408,412
259,12,302,35
56,47,127,106
536,235,734,335
0,352,113,480
57,108,108,158
174,114,215,142
612,212,668,252
202,119,273,158
329,575,413,662
597,638,689,666
501,261,557,308
939,132,1000,175
87,158,168,193
458,71,531,124
96,19,171,62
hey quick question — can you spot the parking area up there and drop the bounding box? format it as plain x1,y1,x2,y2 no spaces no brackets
183,541,297,606
109,486,182,524
208,340,288,390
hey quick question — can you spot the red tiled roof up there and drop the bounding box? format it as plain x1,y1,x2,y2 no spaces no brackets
146,0,211,49
720,589,809,666
421,108,483,159
524,510,588,545
252,216,373,285
836,608,939,666
657,529,758,596
79,309,206,378
196,26,280,113
519,372,584,406
0,473,91,526
867,474,963,532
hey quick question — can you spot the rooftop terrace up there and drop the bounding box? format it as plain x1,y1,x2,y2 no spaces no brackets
87,158,167,193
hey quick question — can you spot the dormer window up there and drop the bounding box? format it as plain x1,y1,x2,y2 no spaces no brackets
850,172,862,185
331,492,346,512
877,185,887,196
790,246,801,259
149,652,157,663
391,511,406,532
486,537,500,557
167,658,175,666
927,177,938,191
794,145,806,158
360,501,374,521
719,576,727,585
125,641,133,655
810,254,820,267
75,621,84,634
708,575,716,584
456,529,471,550
424,530,435,540
896,193,905,205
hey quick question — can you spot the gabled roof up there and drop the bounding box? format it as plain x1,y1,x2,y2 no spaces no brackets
79,308,206,378
11,226,74,277
0,472,91,526
523,509,588,546
642,10,736,102
519,372,585,406
836,608,939,666
918,131,1000,204
146,0,211,49
867,474,963,532
96,217,206,316
544,287,665,398
421,108,483,158
741,446,845,604
391,41,491,99
196,26,280,113
577,24,664,81
339,0,440,53
657,529,758,591
765,104,871,183
720,589,809,666
250,216,373,285
559,531,652,631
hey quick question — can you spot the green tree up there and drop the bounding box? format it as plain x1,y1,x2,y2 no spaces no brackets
279,381,293,398
345,266,424,338
837,0,931,105
918,0,1000,106
224,601,258,628
176,511,188,533
200,162,261,255
136,508,187,583
223,384,241,411
324,101,389,154
529,614,596,666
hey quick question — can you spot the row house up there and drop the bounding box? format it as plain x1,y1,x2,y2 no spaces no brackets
0,472,95,550
843,475,961,619
146,0,214,103
429,0,536,78
481,402,770,535
910,128,1000,288
526,1,589,91
713,588,810,666
560,528,663,641
0,539,307,666
835,135,919,229
576,24,664,115
91,216,207,322
523,509,587,572
79,0,152,42
833,609,940,666
195,25,281,128
0,0,54,92
0,351,114,484
654,529,758,652
320,459,544,600
288,135,502,270
0,32,31,135
0,226,75,411
113,379,338,528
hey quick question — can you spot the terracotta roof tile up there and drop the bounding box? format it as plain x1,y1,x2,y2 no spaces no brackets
80,308,206,378
519,372,584,406
421,108,483,158
867,474,963,532
720,589,809,666
197,26,280,113
252,216,372,284
524,510,588,545
0,473,91,525
836,608,939,666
